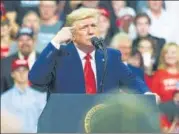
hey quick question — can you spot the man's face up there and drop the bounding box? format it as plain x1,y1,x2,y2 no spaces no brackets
136,17,150,37
148,0,163,12
17,35,34,56
73,17,99,49
117,41,132,61
39,1,57,20
11,67,29,84
98,15,110,34
23,14,40,33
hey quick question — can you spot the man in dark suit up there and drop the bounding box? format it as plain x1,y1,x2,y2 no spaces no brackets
133,13,165,71
1,27,39,93
29,8,152,95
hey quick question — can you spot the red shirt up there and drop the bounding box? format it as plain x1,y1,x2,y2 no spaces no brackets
151,69,179,103
144,74,153,90
1,47,9,59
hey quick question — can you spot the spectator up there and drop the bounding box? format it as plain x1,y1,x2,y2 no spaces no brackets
22,11,40,37
111,1,126,17
133,13,165,71
146,0,172,42
9,11,41,55
151,43,179,103
36,1,63,53
160,91,179,133
2,0,19,39
3,0,40,26
98,8,112,46
164,1,179,44
136,38,158,89
116,7,137,40
137,37,156,76
110,33,145,81
1,27,40,93
1,59,47,133
100,1,127,38
1,15,13,59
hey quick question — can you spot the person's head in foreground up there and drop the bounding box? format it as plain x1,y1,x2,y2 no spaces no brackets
65,8,101,53
85,93,160,133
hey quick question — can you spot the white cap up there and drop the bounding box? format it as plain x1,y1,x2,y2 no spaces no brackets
118,7,136,18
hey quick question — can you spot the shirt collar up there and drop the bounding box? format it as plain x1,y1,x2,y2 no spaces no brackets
13,84,30,95
75,46,95,60
18,51,36,60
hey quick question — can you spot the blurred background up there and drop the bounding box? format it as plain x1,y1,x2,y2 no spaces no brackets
1,0,179,133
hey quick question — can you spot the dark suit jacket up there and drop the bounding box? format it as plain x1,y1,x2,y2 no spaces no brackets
118,63,145,92
0,52,39,93
29,42,149,94
132,34,165,71
128,64,144,80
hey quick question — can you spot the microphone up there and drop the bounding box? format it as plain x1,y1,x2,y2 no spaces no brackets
91,37,108,93
91,37,104,50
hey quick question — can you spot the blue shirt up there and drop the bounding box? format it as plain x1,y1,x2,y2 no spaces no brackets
1,85,47,133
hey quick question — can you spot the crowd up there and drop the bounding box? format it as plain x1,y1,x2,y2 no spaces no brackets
1,0,179,133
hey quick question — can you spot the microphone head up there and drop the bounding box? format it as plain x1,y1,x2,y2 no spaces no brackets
91,37,103,49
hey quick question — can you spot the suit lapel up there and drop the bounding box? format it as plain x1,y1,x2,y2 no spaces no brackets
95,50,105,93
63,42,86,93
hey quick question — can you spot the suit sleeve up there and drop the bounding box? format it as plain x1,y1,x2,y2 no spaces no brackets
28,43,60,91
116,52,149,94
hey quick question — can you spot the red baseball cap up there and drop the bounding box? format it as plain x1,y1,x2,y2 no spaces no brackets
11,59,29,72
98,7,110,19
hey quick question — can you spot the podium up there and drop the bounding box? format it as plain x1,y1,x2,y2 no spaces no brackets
38,94,161,133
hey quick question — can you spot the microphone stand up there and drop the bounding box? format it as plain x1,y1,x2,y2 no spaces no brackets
98,38,108,93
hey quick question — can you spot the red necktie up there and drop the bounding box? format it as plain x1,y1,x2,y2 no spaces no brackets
84,53,97,94
24,56,28,60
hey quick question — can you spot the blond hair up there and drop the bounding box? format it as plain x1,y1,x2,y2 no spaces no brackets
110,32,132,48
66,7,99,26
158,42,179,70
